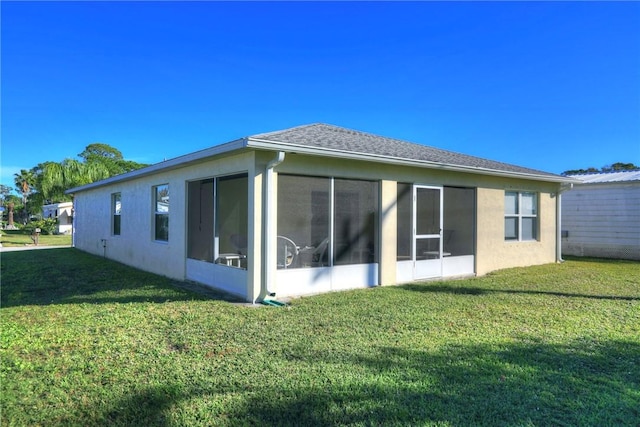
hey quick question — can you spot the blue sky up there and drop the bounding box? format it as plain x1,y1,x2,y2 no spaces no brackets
2,1,639,192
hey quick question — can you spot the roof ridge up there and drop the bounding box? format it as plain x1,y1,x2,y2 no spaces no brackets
259,122,474,158
250,122,324,139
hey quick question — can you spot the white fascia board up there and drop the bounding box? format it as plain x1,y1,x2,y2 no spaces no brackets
66,138,248,194
247,138,578,184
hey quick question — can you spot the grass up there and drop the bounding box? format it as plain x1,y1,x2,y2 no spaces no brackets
1,249,639,426
0,229,72,247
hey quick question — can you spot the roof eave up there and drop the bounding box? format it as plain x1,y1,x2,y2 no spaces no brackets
66,138,248,194
247,138,576,184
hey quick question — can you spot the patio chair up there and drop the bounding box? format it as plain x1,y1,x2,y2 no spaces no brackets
277,236,299,269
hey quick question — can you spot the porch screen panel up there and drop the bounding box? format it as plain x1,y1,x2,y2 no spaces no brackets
216,174,248,269
277,175,330,269
416,188,440,235
443,187,475,256
334,179,379,265
397,183,412,261
187,179,214,262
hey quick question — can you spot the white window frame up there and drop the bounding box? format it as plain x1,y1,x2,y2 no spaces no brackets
112,192,121,236
153,184,169,242
504,191,538,241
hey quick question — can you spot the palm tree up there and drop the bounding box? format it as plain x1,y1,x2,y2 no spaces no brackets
13,169,35,222
14,169,35,206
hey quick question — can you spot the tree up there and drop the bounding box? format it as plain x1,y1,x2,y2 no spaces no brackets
19,143,147,213
0,184,12,205
36,143,147,203
6,202,16,228
79,143,124,162
3,195,23,229
602,162,639,172
562,162,639,176
40,159,110,200
14,169,35,217
0,185,15,227
78,143,147,176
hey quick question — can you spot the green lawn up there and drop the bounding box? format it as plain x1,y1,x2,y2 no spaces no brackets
2,249,639,426
0,229,72,247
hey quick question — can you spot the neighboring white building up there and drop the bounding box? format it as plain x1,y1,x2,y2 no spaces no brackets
42,201,74,234
562,171,640,260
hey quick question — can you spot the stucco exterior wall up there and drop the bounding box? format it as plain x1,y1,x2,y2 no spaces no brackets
73,151,256,283
475,187,557,275
276,154,560,277
379,180,398,285
71,148,562,301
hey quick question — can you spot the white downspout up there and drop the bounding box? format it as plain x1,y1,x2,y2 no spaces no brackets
262,151,285,300
556,183,573,263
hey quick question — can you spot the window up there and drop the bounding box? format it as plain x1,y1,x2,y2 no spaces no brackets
112,193,121,235
154,184,169,241
505,191,537,241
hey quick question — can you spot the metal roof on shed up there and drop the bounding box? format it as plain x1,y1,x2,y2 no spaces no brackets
568,170,640,183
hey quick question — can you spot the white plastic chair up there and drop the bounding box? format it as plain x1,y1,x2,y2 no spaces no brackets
277,236,298,269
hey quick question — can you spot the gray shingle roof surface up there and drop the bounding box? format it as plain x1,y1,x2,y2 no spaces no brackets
250,123,560,178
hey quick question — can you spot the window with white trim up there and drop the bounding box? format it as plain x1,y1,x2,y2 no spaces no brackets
504,191,537,241
154,184,169,241
112,193,121,236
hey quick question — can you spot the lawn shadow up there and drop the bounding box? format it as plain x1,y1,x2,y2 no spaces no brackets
400,283,640,301
92,339,640,426
0,248,244,308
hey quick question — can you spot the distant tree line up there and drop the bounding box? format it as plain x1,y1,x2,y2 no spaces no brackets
2,143,147,225
562,162,639,176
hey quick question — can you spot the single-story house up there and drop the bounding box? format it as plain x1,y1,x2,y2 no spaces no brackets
561,170,640,260
67,123,576,303
42,201,74,234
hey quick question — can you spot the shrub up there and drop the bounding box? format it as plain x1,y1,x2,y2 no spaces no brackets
24,218,57,235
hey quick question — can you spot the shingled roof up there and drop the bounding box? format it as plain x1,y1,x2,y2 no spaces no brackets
68,123,572,194
248,123,565,181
